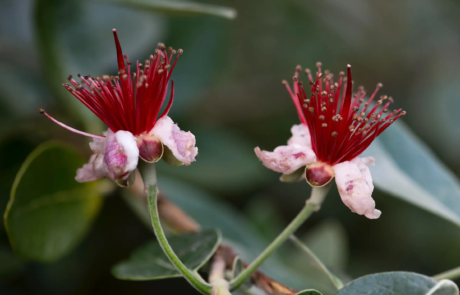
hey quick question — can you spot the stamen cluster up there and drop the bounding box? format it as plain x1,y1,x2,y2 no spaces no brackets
63,29,182,136
284,63,406,166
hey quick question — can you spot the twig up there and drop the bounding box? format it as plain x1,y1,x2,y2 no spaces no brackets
129,170,298,295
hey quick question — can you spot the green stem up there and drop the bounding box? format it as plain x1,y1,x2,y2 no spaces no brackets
433,266,460,281
229,184,331,291
139,163,212,294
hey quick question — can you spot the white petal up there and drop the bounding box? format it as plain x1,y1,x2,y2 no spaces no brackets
104,129,139,181
89,137,106,153
75,154,106,182
351,157,375,191
151,116,198,165
254,144,316,175
287,124,311,148
333,159,381,219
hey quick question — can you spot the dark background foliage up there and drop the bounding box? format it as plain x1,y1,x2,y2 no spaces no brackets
1,0,460,294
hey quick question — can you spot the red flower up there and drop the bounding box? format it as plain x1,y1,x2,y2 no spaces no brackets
283,63,406,166
62,29,181,136
41,29,198,186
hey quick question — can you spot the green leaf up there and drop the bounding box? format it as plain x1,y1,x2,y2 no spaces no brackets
301,220,348,271
112,229,220,280
290,236,344,290
335,272,458,295
231,256,243,279
101,0,237,19
4,141,103,262
296,290,323,295
362,121,460,227
157,176,267,251
231,256,252,289
157,128,271,194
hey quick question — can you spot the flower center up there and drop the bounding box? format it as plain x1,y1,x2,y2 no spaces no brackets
305,162,335,187
284,63,406,166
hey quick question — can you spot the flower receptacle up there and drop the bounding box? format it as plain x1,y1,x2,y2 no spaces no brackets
137,134,164,163
305,162,335,187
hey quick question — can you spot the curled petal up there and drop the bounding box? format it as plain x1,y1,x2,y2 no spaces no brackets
254,144,316,175
333,158,381,219
75,137,108,183
104,129,139,182
89,137,106,153
287,124,311,148
151,116,198,165
75,154,106,182
352,157,375,191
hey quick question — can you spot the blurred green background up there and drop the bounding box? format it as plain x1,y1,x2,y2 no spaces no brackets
1,0,460,294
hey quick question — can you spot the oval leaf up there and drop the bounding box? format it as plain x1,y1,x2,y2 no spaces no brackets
112,229,221,280
4,141,103,262
335,272,457,295
296,290,322,295
362,121,460,226
102,0,237,19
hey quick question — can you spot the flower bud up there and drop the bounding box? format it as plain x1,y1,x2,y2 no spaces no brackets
305,162,334,187
136,134,164,163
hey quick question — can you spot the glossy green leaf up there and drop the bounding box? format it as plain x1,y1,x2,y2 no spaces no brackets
335,272,458,295
296,290,323,295
231,256,252,289
112,229,220,280
4,141,103,262
102,0,237,19
157,128,271,194
231,256,243,279
362,121,460,227
301,220,348,271
290,236,343,290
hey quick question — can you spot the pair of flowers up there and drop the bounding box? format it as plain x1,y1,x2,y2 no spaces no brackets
43,30,404,219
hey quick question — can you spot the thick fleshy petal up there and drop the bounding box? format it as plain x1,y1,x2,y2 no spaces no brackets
75,137,108,183
104,129,139,181
89,137,106,153
75,154,106,182
287,124,311,148
151,116,198,165
352,157,375,191
333,158,381,219
254,144,316,175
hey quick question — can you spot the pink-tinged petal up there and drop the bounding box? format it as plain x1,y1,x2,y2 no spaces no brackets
89,137,106,153
287,124,311,148
75,136,108,183
254,144,316,175
352,157,375,191
75,154,107,182
104,129,139,181
333,159,381,219
151,116,198,165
